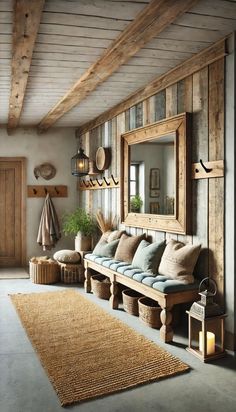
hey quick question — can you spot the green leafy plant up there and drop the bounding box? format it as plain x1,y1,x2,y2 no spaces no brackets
130,195,143,213
62,208,97,237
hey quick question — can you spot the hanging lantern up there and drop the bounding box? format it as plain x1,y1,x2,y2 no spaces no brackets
186,277,227,362
71,147,89,177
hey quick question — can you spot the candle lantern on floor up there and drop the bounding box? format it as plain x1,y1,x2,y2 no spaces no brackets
186,277,227,362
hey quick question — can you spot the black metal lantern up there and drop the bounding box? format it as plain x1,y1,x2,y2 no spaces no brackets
186,277,227,362
71,147,89,177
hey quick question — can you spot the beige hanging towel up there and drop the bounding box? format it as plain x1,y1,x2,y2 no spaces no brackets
37,193,61,250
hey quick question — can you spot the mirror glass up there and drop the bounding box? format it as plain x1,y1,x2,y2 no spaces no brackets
129,133,175,215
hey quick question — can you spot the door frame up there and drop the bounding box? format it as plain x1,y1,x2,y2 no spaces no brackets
0,157,26,267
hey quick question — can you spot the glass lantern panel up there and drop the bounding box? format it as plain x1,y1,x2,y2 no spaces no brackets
189,317,202,352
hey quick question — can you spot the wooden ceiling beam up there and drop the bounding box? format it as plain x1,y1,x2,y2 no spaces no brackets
37,0,199,132
76,38,227,136
8,0,45,131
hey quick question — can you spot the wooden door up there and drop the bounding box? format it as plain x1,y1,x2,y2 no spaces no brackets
0,158,26,267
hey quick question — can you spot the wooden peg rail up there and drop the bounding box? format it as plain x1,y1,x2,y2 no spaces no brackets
27,185,68,197
78,175,119,191
192,160,224,180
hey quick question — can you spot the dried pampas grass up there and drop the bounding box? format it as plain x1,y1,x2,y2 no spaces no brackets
96,210,117,233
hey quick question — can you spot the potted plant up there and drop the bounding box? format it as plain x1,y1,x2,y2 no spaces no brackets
130,195,143,213
62,208,97,251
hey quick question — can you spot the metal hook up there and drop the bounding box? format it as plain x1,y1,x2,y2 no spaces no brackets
33,188,37,195
44,187,48,195
111,174,119,185
54,186,59,194
96,178,103,187
83,179,90,188
200,159,212,173
103,176,110,186
90,178,96,187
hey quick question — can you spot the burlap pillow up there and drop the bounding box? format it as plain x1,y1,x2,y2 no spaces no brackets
53,250,81,263
114,233,145,263
158,239,201,284
100,230,125,243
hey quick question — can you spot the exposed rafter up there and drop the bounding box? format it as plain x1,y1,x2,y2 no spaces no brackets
8,0,45,131
76,38,226,136
37,0,199,132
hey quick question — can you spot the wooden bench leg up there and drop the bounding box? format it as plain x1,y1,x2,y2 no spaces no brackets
109,280,119,309
160,305,173,343
84,266,92,293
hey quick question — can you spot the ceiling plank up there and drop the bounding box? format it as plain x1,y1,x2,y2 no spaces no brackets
8,0,45,130
76,38,227,136
37,0,199,132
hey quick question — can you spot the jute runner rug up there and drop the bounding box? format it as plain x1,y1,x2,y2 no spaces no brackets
10,290,189,406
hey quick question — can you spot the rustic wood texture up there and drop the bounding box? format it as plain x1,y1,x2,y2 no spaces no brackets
0,158,26,267
37,0,199,131
27,185,68,197
192,160,224,179
208,58,225,307
79,56,225,305
76,39,226,136
8,0,45,130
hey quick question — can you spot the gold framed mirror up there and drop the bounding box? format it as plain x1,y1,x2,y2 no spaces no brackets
120,113,191,234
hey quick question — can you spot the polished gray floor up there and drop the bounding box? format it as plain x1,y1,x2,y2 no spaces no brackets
0,278,235,412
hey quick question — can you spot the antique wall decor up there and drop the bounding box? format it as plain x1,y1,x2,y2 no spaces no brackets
34,163,56,180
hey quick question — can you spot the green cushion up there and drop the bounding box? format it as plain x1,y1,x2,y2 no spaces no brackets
93,239,120,258
132,240,166,275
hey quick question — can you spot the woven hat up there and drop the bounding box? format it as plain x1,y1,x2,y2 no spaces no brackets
34,163,56,180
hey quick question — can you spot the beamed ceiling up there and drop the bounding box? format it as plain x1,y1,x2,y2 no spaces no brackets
1,0,236,133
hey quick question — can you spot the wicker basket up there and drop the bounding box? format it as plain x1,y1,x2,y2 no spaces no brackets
58,262,84,284
29,261,60,284
91,274,111,300
138,297,161,329
122,289,143,316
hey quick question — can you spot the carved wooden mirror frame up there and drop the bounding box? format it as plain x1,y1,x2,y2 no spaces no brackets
120,112,191,234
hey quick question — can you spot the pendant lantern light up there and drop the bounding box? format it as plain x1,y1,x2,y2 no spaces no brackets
71,145,89,177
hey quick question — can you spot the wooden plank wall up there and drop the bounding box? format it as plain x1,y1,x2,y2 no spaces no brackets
79,58,225,305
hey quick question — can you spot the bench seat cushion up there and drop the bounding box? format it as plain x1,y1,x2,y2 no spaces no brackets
85,254,198,294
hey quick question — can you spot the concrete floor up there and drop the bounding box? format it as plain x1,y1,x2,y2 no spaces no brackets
0,278,235,412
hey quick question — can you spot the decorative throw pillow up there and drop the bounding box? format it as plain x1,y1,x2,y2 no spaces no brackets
114,233,145,263
99,230,125,243
93,239,120,258
158,239,201,284
53,250,81,263
132,240,166,275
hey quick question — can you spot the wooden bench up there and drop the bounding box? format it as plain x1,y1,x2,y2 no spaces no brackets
84,257,199,343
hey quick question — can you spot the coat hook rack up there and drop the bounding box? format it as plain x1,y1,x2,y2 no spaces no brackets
27,185,68,197
192,160,224,180
78,176,119,191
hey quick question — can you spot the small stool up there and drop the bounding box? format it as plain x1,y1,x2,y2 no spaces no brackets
58,262,84,284
29,259,60,284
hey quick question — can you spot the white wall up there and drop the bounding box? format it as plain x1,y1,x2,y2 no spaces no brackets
0,126,79,261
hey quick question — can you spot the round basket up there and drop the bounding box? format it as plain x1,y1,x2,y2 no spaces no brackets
122,289,143,316
95,147,111,171
91,274,111,300
29,260,59,284
138,297,161,329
